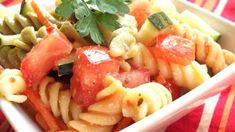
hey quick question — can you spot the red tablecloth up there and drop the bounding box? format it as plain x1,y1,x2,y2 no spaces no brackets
0,0,235,132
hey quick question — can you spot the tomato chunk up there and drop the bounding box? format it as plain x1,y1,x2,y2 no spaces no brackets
21,30,72,87
150,34,195,65
129,0,151,30
155,74,180,100
110,69,150,88
71,46,121,106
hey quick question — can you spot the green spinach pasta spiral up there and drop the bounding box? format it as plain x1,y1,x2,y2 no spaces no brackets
0,13,42,35
0,21,86,69
0,12,62,35
0,26,47,68
0,46,27,69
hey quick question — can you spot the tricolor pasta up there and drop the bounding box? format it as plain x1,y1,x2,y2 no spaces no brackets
0,0,234,132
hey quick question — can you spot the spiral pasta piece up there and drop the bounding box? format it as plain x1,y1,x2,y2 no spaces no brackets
130,43,158,75
157,58,210,90
0,22,85,69
0,69,27,103
122,82,172,122
109,15,140,60
68,76,127,132
0,12,62,35
0,46,27,69
36,76,83,124
0,13,42,35
0,26,48,51
171,20,235,74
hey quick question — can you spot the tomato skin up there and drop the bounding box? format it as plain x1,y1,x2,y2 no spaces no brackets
110,69,150,88
129,0,151,30
155,74,180,100
71,46,121,106
21,30,72,87
150,34,195,65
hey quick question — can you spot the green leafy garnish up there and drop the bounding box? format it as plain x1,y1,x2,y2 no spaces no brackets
55,0,129,44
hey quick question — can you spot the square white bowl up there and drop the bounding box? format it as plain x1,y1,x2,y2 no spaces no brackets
1,0,235,132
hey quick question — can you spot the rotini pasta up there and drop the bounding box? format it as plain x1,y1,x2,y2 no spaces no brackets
59,22,87,44
0,46,27,69
109,15,140,60
0,26,48,51
171,20,235,74
36,76,83,124
68,76,127,132
0,13,42,35
122,82,172,122
130,43,158,75
157,58,210,90
0,69,27,103
0,12,63,35
0,22,86,69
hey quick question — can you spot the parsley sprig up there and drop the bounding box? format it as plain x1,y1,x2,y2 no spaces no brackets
55,0,129,44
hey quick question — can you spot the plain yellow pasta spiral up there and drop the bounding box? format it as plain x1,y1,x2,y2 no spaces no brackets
171,20,235,74
130,43,158,75
109,15,140,60
68,76,127,132
157,58,210,90
36,76,82,124
0,69,27,103
122,82,172,122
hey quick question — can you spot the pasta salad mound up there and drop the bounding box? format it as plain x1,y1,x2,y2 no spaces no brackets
0,0,234,131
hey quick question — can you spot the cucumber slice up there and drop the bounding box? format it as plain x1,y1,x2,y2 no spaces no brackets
179,10,221,41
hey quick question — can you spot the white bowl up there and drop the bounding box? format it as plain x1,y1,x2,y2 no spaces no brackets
1,0,235,132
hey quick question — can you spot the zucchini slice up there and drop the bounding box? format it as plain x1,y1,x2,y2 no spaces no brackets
56,53,74,77
179,10,221,41
148,12,172,30
138,11,172,46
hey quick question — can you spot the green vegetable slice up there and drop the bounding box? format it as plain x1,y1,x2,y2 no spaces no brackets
148,12,173,30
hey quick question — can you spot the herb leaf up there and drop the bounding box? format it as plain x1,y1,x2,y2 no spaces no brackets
55,0,74,20
93,0,129,15
98,13,120,31
76,14,104,44
55,0,129,44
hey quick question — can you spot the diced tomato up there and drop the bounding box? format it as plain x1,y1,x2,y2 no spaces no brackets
21,30,72,87
129,0,151,30
71,46,121,106
155,74,180,100
150,34,195,65
110,69,150,88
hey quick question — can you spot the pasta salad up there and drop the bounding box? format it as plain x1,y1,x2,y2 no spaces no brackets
0,0,234,131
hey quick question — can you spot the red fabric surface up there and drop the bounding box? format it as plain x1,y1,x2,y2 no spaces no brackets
0,0,235,132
